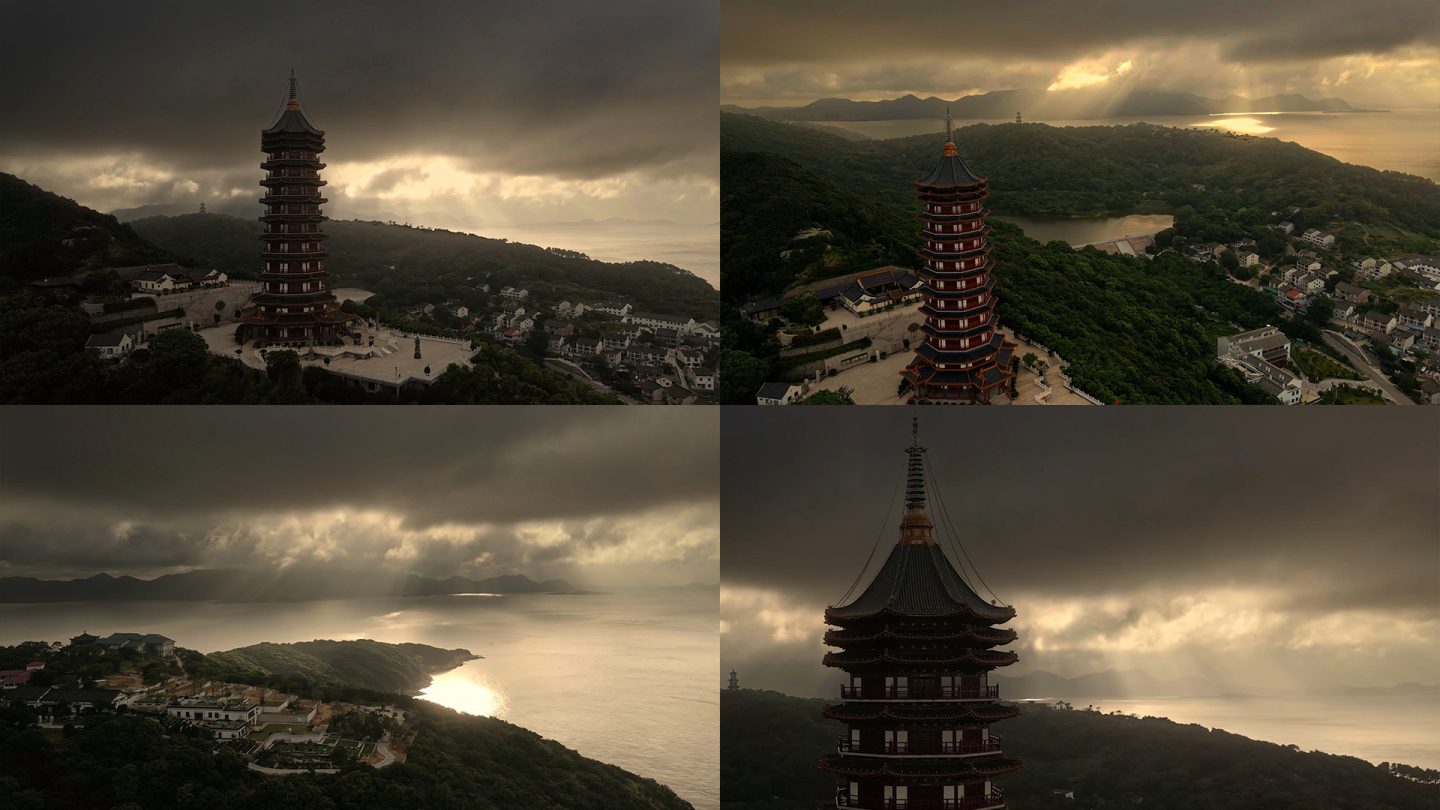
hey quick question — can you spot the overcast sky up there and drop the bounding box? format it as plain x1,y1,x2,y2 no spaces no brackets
721,0,1440,108
0,408,719,588
721,408,1438,695
0,1,718,228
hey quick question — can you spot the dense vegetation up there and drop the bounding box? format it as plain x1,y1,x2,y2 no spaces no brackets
720,113,1440,234
720,688,1435,810
130,213,718,322
0,174,183,286
196,640,477,695
718,114,1433,403
0,700,692,810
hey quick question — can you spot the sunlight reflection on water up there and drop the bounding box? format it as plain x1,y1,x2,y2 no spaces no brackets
419,669,508,718
1197,117,1275,134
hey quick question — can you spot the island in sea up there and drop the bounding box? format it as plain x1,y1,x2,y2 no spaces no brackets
0,634,692,808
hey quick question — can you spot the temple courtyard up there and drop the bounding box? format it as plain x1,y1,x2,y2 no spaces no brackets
197,321,475,395
832,329,1096,405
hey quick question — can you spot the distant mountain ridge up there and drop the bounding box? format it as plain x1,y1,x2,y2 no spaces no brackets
995,668,1228,698
723,88,1362,122
0,568,575,603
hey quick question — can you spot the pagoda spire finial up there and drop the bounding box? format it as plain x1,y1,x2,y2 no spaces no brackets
942,108,958,157
904,416,927,514
287,69,299,111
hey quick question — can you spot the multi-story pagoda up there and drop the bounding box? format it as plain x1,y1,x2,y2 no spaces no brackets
822,419,1021,810
901,113,1016,403
239,73,354,346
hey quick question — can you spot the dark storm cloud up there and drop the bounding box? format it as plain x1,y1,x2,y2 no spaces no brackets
722,0,1440,66
0,1,717,180
0,407,718,579
721,408,1438,614
721,408,1438,693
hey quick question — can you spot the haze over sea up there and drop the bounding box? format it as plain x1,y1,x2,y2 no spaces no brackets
0,589,718,810
1058,695,1440,770
811,110,1440,182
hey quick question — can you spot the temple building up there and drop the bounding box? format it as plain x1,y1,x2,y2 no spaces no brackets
239,73,355,346
729,670,740,690
822,419,1021,810
900,113,1016,403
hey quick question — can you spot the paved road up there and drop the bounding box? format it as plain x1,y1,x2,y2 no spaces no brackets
544,359,638,404
1321,331,1412,405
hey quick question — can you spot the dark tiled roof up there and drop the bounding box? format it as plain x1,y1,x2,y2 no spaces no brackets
264,108,323,135
741,297,785,315
828,543,1014,621
917,151,985,188
86,333,127,347
755,382,794,399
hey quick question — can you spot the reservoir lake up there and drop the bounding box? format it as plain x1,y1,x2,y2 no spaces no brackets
0,588,719,810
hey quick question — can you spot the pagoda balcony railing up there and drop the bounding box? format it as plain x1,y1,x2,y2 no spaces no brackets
837,736,1002,756
841,685,999,700
835,788,1003,810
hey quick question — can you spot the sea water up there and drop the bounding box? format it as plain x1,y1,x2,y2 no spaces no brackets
0,589,718,810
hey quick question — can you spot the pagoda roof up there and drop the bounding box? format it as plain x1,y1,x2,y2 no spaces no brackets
824,626,1017,646
820,753,1022,779
264,107,323,136
917,148,985,189
827,543,1014,622
824,648,1019,668
823,701,1021,724
910,331,1008,365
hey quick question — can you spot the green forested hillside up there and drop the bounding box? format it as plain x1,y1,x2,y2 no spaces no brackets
130,213,718,322
196,640,478,695
0,700,692,810
720,689,1434,810
720,113,1440,233
0,173,183,285
719,142,1287,403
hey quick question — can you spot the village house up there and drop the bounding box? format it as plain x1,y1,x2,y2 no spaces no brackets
543,319,574,337
1237,252,1260,268
498,286,530,300
565,337,600,358
1275,221,1295,235
626,311,696,333
1360,311,1396,336
85,332,133,358
1398,307,1433,332
840,267,924,315
625,345,670,368
1217,326,1292,367
1332,282,1370,304
130,264,228,294
1421,327,1440,353
94,633,176,657
1300,229,1335,249
740,297,785,322
688,366,716,392
755,381,807,405
590,302,633,318
1387,331,1416,352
